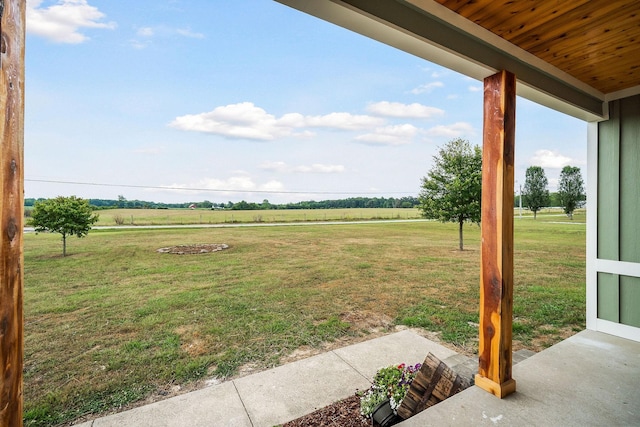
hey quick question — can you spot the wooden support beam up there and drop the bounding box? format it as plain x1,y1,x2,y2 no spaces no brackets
476,70,516,398
0,0,25,425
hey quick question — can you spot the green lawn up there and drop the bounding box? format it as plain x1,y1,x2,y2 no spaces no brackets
23,213,585,425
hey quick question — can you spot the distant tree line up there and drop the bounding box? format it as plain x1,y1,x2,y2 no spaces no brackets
25,196,419,211
515,165,585,219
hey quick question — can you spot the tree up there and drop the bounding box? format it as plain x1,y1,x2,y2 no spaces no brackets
557,166,585,219
30,196,99,256
523,166,549,219
418,138,482,250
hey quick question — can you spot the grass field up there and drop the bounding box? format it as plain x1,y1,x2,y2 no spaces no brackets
23,211,585,425
93,207,423,226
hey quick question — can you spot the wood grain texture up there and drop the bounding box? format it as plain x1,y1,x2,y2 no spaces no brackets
476,70,516,399
397,353,471,420
432,0,640,93
0,1,25,425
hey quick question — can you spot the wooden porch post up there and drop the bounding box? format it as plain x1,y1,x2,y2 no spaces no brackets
0,0,25,425
475,70,516,398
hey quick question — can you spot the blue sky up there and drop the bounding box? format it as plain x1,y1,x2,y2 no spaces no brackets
25,0,587,204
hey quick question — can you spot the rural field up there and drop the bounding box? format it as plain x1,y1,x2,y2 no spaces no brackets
93,207,423,226
91,206,569,227
24,210,585,426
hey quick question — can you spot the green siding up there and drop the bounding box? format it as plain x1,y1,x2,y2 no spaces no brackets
597,100,620,261
620,276,640,328
596,94,640,328
597,272,619,322
619,96,640,263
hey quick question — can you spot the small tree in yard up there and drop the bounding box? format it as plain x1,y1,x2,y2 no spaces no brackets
418,138,482,251
30,196,99,256
558,166,585,219
523,166,549,219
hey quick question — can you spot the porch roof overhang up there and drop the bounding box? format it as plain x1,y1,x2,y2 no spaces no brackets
275,0,640,122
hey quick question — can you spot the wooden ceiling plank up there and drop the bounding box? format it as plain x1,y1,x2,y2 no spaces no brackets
512,1,628,51
567,66,640,92
599,79,640,94
548,48,640,78
538,34,640,69
587,75,640,94
526,5,640,57
538,22,640,62
478,1,591,40
436,0,592,41
465,0,521,25
567,53,640,77
435,0,495,20
423,0,640,94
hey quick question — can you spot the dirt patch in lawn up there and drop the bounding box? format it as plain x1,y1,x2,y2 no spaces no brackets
156,243,229,255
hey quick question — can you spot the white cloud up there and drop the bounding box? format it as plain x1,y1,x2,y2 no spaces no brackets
131,25,204,49
366,101,444,119
293,164,345,173
410,81,444,94
136,25,204,39
168,175,284,195
176,28,205,39
259,161,344,174
355,124,418,146
137,27,154,37
129,40,150,50
468,85,482,92
27,0,116,44
260,180,286,192
303,112,383,130
169,102,384,140
169,102,289,140
259,161,289,172
530,149,574,169
425,122,475,138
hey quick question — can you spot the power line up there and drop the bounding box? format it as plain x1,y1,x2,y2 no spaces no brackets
25,178,416,196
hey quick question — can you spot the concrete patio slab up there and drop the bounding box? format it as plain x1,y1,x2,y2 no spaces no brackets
77,329,638,427
92,381,251,427
234,350,370,427
333,329,458,381
399,329,640,426
78,329,456,427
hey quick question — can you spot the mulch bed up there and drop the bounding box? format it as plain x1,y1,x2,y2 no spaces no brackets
282,394,382,427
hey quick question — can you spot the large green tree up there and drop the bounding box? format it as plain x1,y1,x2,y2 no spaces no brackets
557,166,585,219
523,166,550,219
30,196,99,256
418,138,482,250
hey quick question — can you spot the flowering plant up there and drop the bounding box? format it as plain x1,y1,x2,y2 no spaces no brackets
359,386,388,418
359,362,422,417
